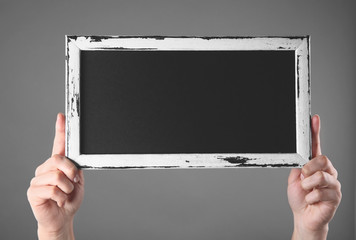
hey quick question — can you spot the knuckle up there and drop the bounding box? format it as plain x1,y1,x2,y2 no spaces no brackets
35,165,42,176
26,187,32,199
315,171,326,186
314,189,322,199
334,169,338,178
318,171,327,182
52,154,63,164
54,170,64,182
30,177,36,186
49,186,58,196
318,155,329,167
336,181,342,197
336,180,342,191
300,179,307,189
331,189,342,206
338,190,342,202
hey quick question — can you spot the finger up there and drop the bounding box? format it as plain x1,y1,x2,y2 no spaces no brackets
305,188,342,205
301,171,341,191
35,154,79,183
311,114,322,158
52,113,65,157
30,170,75,194
302,155,338,178
27,185,68,208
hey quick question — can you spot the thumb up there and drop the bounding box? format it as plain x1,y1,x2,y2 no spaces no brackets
51,113,65,156
288,168,302,185
311,114,322,158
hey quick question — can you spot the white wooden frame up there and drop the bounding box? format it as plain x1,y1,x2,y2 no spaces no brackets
65,36,311,169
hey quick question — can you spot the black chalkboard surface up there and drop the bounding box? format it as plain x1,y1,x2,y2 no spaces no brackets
65,36,311,169
80,50,295,154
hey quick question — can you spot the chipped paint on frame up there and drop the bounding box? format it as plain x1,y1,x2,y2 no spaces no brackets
71,153,306,169
65,35,311,169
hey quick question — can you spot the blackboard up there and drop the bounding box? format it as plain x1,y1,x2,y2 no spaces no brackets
65,36,311,169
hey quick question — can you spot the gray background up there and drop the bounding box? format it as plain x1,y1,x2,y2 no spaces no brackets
0,0,355,239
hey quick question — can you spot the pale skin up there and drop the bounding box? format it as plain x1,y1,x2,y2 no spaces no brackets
27,113,84,240
27,113,341,240
288,115,342,239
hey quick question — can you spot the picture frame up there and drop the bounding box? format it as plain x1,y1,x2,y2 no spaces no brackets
65,36,311,169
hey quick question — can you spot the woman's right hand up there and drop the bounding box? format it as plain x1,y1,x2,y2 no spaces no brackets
27,113,84,240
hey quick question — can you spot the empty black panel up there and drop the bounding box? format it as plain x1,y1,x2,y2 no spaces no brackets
80,50,296,154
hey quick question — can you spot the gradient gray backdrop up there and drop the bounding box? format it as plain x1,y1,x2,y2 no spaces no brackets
1,1,355,239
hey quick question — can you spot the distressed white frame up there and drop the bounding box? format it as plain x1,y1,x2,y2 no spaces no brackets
65,36,311,169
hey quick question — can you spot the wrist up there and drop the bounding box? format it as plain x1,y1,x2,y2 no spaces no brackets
38,220,75,240
292,216,328,240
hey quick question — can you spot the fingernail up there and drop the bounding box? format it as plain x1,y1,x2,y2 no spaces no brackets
300,173,305,180
74,174,80,183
